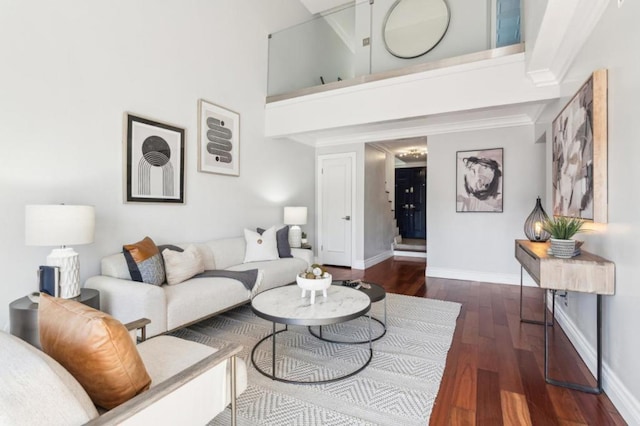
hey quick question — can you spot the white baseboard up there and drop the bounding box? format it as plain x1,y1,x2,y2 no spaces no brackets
552,298,640,425
426,266,537,287
365,250,393,268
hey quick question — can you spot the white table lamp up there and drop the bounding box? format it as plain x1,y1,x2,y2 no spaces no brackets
25,205,95,299
284,206,307,248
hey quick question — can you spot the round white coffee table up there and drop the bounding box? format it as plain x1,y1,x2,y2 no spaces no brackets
251,285,372,384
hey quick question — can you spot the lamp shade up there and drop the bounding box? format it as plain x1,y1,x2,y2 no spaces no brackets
25,205,95,246
283,206,307,225
524,197,550,242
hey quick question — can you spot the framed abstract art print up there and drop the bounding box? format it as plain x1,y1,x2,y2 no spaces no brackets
456,148,503,212
552,69,608,222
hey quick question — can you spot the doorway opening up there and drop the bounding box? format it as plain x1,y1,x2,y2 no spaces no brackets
395,166,426,251
369,137,427,256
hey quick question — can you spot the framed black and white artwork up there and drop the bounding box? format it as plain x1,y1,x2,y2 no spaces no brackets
198,99,240,176
552,69,608,223
456,148,503,212
125,114,185,203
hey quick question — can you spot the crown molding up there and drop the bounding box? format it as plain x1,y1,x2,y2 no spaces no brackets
527,0,610,86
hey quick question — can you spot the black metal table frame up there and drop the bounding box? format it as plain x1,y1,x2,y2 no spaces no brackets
251,311,374,384
308,295,387,344
520,265,603,394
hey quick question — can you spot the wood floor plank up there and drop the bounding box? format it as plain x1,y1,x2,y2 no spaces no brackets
500,390,533,426
515,348,560,425
462,310,480,345
491,285,509,326
477,336,499,373
494,324,525,394
478,305,495,338
452,343,478,411
448,407,475,426
546,385,588,425
476,369,502,425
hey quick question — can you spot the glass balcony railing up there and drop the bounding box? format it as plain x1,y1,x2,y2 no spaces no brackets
267,0,522,101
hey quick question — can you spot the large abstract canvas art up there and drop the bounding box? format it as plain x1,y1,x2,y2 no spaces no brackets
198,99,240,176
125,114,185,203
456,148,503,212
552,69,608,222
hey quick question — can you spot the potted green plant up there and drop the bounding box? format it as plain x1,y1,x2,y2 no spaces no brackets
301,232,308,245
542,216,586,258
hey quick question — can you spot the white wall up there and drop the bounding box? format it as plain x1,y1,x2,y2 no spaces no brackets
364,145,394,260
370,0,490,74
426,125,545,283
536,1,640,421
0,0,315,331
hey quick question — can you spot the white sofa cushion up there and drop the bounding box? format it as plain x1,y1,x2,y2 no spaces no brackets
0,331,99,425
164,277,250,331
243,227,279,263
162,245,205,285
102,252,132,280
137,335,247,406
205,237,246,269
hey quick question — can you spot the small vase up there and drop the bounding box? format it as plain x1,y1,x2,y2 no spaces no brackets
550,238,576,258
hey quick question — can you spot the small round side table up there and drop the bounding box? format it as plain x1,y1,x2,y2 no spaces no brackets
9,288,100,349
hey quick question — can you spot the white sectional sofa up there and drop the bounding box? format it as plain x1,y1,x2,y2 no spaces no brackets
85,236,312,338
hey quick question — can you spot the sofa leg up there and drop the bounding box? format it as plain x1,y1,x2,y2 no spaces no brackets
231,355,237,426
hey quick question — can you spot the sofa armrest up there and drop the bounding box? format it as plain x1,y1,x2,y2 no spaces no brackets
84,276,167,338
84,344,243,426
123,318,151,342
291,248,313,267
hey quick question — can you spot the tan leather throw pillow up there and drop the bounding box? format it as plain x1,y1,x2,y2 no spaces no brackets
38,294,151,410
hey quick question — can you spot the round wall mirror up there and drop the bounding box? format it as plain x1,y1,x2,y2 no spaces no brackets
383,0,450,59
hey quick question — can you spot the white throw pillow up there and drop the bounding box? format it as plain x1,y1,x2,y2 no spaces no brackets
244,227,279,263
162,245,205,285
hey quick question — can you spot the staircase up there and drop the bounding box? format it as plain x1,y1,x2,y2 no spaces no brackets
388,192,427,258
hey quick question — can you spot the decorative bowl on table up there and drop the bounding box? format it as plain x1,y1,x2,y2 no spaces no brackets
296,264,332,304
296,274,332,292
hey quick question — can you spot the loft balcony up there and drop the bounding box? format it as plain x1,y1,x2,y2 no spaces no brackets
264,0,604,144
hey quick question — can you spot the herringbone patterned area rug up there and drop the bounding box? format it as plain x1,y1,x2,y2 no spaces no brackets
170,293,461,426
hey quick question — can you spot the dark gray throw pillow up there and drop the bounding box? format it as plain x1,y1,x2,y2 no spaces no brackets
257,226,292,258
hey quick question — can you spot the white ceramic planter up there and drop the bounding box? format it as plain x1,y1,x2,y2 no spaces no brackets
550,238,576,258
296,274,332,304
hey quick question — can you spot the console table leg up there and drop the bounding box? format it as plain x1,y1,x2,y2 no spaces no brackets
544,291,603,394
520,266,554,326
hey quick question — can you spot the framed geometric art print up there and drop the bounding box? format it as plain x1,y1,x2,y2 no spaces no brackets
198,99,240,176
552,69,608,223
125,114,185,203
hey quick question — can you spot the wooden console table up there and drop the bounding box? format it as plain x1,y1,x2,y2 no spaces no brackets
515,239,615,394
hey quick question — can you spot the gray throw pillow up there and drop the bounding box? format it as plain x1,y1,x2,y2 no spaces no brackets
257,226,292,258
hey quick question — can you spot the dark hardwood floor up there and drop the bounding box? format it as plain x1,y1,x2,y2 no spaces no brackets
324,257,626,426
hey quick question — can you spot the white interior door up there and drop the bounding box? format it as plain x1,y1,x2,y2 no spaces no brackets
318,154,354,267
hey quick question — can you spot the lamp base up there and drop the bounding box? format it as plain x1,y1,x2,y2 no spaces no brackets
289,225,302,248
46,247,81,299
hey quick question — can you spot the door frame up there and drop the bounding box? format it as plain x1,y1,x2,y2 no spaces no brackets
316,152,357,267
